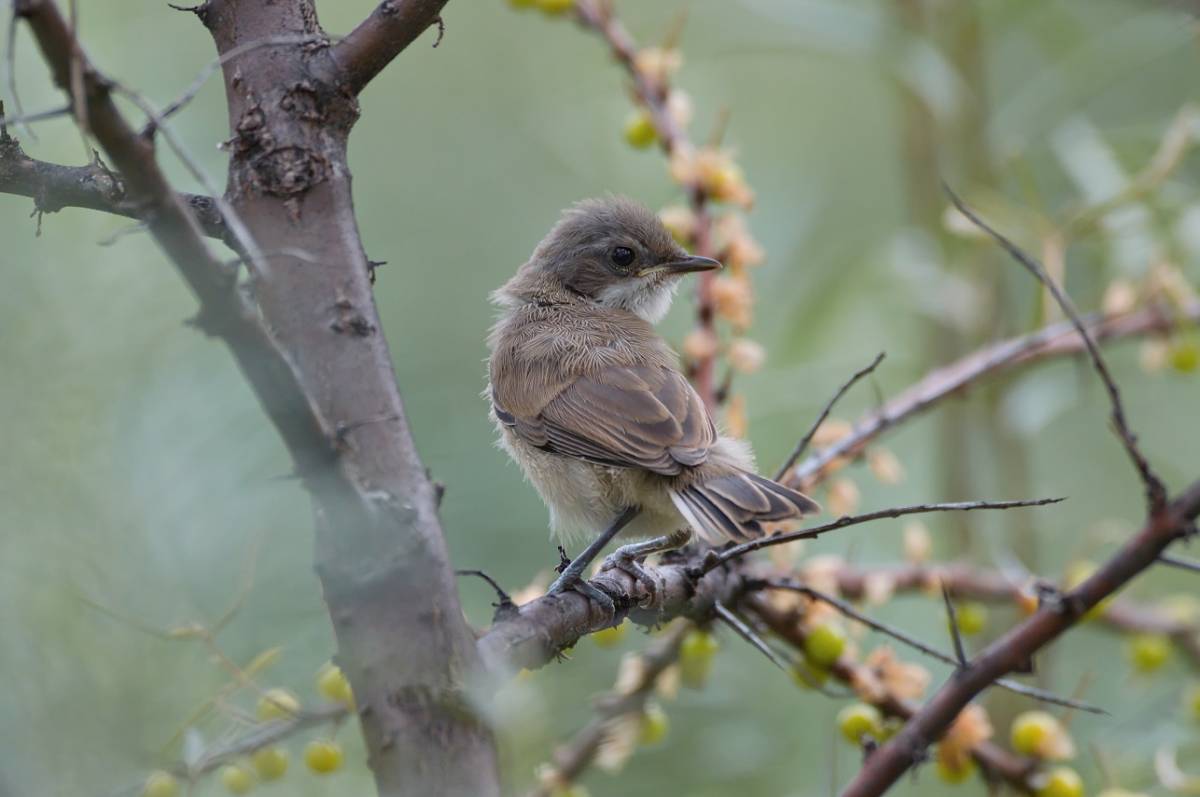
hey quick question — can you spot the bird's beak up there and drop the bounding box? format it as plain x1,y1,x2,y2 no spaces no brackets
639,255,722,277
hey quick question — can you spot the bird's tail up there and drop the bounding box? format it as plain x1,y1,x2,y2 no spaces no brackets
670,471,820,543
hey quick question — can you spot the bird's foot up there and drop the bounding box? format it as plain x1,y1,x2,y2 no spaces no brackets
600,550,663,605
546,570,616,622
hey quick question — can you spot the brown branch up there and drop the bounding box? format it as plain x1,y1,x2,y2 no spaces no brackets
787,301,1200,489
746,594,1038,792
0,126,227,239
332,0,450,96
841,480,1200,797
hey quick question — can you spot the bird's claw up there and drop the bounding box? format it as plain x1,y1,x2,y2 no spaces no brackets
546,572,616,622
600,552,663,606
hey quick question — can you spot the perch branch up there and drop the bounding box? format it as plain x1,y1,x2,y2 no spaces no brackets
333,0,450,96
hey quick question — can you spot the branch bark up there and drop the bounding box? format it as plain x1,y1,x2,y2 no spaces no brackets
10,0,497,793
332,0,450,96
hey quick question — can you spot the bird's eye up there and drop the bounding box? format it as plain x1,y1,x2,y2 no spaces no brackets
610,246,635,268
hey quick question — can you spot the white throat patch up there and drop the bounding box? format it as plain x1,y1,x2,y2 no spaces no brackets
596,279,678,323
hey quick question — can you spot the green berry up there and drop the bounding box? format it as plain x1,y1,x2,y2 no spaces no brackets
1169,339,1200,373
623,113,657,149
638,703,669,746
591,620,627,648
304,740,344,774
1127,633,1171,673
803,623,846,668
219,764,255,795
953,602,988,636
837,703,883,744
317,662,354,706
142,771,180,797
1035,767,1084,797
789,662,829,690
508,0,538,7
250,747,288,781
1010,711,1058,757
679,629,719,689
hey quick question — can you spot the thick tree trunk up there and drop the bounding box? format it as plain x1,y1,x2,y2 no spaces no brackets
198,2,499,794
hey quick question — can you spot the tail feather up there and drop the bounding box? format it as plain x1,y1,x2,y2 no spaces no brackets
671,471,820,543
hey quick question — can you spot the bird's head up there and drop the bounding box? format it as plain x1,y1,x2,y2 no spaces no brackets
500,196,721,323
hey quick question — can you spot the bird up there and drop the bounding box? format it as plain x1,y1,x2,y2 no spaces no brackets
487,196,819,612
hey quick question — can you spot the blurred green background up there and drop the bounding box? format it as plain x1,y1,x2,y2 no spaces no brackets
3,1,1200,795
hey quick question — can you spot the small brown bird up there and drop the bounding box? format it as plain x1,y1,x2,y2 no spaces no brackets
487,197,819,609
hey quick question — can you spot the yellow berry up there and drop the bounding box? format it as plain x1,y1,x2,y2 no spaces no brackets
508,0,537,7
1168,339,1200,373
1063,561,1112,621
591,620,627,648
1186,682,1200,721
623,112,657,149
679,630,719,689
837,703,883,744
936,757,976,784
953,602,988,636
256,688,300,722
638,703,669,746
803,623,846,668
219,764,255,795
1035,766,1084,797
534,0,573,14
250,747,289,781
1010,711,1059,757
1127,633,1171,673
142,771,180,797
304,740,344,774
317,663,354,706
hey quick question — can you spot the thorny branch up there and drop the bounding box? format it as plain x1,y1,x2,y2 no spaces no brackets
333,0,450,96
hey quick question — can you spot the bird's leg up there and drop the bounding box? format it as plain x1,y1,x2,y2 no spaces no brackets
546,506,640,617
600,528,690,599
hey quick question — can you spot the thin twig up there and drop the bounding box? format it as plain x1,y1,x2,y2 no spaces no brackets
5,2,36,140
709,498,1064,571
774,351,886,481
714,601,788,671
945,186,1167,511
940,581,969,667
766,581,1103,713
1159,552,1200,574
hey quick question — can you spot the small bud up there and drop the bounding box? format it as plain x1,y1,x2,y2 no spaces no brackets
826,478,860,516
256,688,300,722
633,47,683,84
665,89,693,129
709,274,753,330
811,418,853,447
219,764,255,795
867,448,904,485
659,205,697,245
727,338,766,374
682,328,719,362
724,395,747,439
304,740,344,774
1140,339,1169,373
622,111,657,149
903,522,932,564
1102,279,1138,316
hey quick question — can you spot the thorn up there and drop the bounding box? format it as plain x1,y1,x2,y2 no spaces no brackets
556,545,571,575
431,16,445,48
455,569,516,619
940,582,969,668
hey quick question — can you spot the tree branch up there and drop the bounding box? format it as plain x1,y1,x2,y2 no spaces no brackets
0,126,226,239
332,0,449,96
841,480,1200,797
787,302,1200,489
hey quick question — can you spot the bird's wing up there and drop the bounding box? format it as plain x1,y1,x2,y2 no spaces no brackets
493,364,716,475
